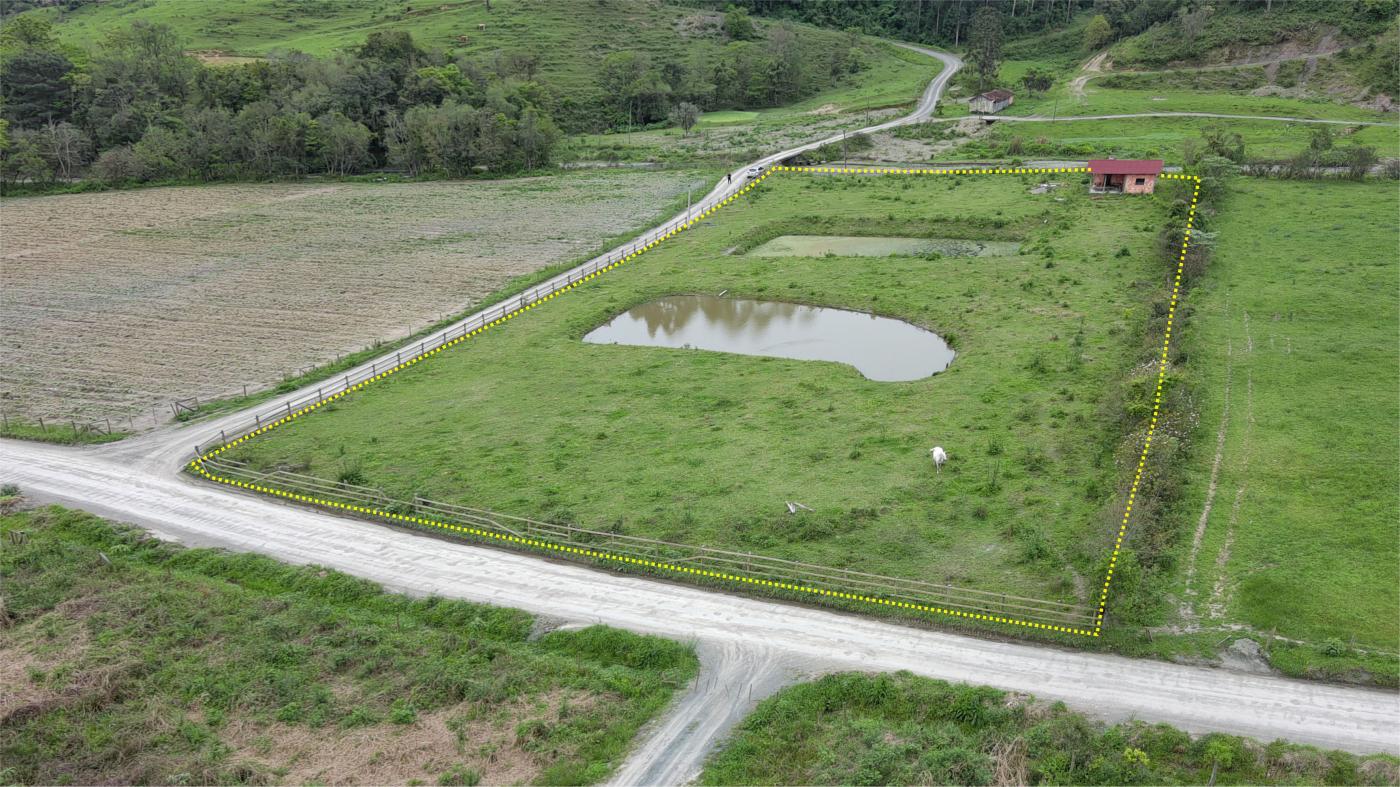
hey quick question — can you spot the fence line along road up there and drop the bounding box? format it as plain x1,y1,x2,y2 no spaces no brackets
199,457,1096,630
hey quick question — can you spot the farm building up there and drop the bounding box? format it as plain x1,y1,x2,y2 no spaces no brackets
969,89,1014,114
1088,159,1163,194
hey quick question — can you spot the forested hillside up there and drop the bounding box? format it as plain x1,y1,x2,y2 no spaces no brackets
0,0,898,190
730,0,1398,99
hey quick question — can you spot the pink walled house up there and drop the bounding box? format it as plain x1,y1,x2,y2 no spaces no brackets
1088,159,1163,194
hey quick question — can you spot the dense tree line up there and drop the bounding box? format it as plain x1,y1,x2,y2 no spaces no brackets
0,6,873,189
0,16,565,187
705,0,1099,48
556,10,869,132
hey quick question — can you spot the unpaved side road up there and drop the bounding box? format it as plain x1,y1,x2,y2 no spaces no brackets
980,110,1396,127
607,642,819,787
3,440,1397,757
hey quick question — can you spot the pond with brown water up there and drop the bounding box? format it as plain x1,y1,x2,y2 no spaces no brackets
582,295,954,382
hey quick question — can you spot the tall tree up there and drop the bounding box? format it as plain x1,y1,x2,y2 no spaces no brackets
765,23,803,104
967,5,1004,91
668,101,700,136
1020,67,1053,95
0,49,74,127
37,120,90,179
723,6,758,41
1083,14,1114,52
514,106,559,169
84,22,195,146
312,111,372,175
0,16,75,128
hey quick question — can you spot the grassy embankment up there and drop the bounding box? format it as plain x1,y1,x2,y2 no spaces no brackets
699,672,1400,786
1003,80,1395,123
1170,179,1399,657
944,117,1399,164
0,505,697,786
219,172,1165,607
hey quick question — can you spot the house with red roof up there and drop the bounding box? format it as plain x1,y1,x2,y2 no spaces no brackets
1088,159,1163,194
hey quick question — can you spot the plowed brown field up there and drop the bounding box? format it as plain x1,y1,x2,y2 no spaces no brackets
1,172,707,428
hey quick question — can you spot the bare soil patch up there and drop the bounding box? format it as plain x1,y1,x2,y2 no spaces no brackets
0,172,705,427
220,689,598,785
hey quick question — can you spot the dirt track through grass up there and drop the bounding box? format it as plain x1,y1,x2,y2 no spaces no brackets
0,171,709,427
1175,179,1399,648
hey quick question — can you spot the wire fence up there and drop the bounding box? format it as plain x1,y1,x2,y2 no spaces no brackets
200,456,1096,629
0,411,121,439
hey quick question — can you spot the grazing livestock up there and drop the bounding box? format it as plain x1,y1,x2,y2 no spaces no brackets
930,446,948,472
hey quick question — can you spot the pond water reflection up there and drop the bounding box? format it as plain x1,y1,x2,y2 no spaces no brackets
583,295,954,382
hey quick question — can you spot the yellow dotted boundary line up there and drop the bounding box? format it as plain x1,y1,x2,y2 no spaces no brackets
191,165,1181,639
1092,172,1202,636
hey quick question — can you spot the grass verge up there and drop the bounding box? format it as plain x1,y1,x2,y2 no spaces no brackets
0,505,697,786
0,419,126,445
699,672,1399,785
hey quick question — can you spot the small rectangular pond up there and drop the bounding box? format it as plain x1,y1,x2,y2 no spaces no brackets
583,295,954,382
748,235,1021,258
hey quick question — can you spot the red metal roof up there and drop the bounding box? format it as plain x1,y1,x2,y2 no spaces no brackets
977,89,1014,101
1088,159,1163,175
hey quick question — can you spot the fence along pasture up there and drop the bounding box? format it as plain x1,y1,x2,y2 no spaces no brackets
200,456,1094,629
189,203,1094,631
1,410,118,438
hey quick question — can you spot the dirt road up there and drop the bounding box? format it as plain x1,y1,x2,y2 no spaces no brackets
1069,51,1110,98
3,439,1397,759
981,111,1395,127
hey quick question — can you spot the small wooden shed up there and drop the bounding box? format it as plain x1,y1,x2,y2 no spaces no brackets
969,89,1014,114
1088,159,1163,194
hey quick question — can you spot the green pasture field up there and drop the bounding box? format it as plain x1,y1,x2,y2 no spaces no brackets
220,171,1168,605
946,117,1400,162
699,672,1400,786
0,506,697,785
696,111,759,127
1172,179,1399,650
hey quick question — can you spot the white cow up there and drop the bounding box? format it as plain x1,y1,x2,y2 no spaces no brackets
930,446,948,472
